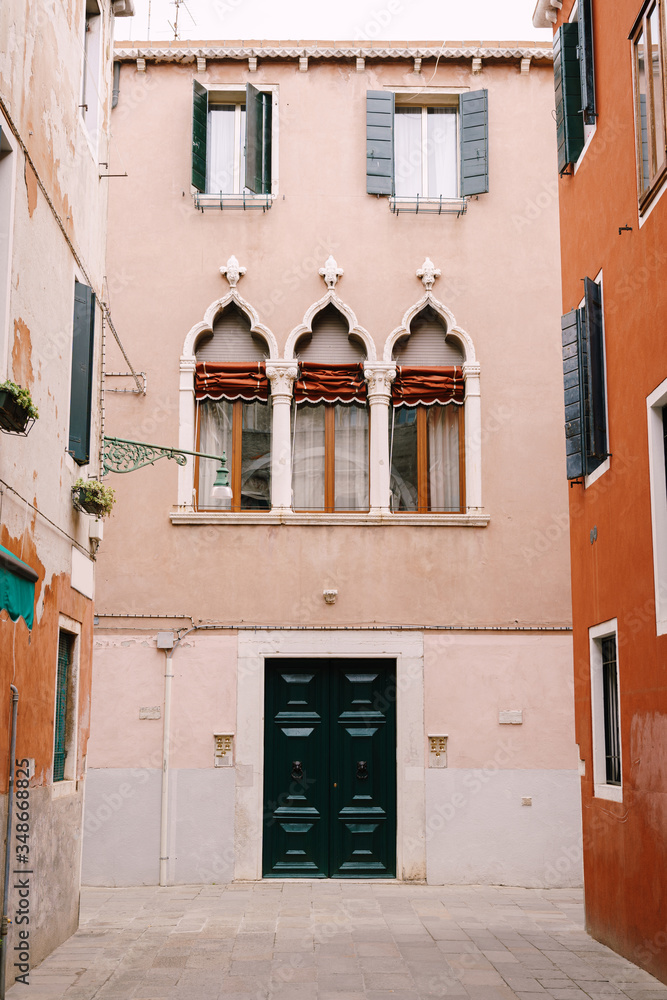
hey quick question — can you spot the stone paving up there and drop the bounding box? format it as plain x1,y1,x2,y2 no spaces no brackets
8,882,667,1000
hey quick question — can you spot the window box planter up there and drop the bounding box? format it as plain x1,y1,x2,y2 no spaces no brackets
0,382,38,436
71,479,116,518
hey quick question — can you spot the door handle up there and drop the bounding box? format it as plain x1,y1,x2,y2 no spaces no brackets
356,760,369,780
291,761,304,781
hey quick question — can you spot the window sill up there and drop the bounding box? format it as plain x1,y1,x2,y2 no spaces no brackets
389,195,467,216
194,192,273,212
51,779,78,799
593,782,623,803
170,509,490,527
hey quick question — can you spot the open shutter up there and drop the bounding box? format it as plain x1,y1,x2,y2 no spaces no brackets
68,280,95,465
562,307,586,480
577,0,596,125
192,80,208,192
460,89,489,196
583,277,606,465
366,90,394,195
53,633,71,782
245,84,272,194
554,23,585,172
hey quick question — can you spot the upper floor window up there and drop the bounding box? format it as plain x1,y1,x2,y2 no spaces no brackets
589,620,622,801
192,83,273,198
69,280,96,465
632,0,667,206
291,305,369,513
82,0,102,140
195,304,271,510
366,90,488,206
389,307,466,513
553,0,596,173
647,377,667,634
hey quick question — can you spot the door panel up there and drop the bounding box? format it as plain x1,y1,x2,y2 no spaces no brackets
263,658,396,878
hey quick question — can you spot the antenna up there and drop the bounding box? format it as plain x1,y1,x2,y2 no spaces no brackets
168,0,196,41
147,0,151,40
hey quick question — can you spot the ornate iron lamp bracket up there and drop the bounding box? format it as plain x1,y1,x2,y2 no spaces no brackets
103,436,226,475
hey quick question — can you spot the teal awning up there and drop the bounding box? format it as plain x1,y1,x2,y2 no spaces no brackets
0,544,38,630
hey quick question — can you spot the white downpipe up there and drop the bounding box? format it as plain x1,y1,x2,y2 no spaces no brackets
159,649,174,886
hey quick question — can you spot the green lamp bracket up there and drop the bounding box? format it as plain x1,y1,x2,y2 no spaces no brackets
102,436,227,476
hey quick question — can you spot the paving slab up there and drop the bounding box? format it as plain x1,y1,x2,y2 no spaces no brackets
5,884,667,999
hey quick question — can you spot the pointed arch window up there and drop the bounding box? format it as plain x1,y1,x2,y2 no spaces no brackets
194,304,271,510
291,305,369,512
390,306,466,513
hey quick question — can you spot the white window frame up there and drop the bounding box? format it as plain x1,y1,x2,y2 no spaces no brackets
583,269,610,488
569,0,598,172
647,377,667,634
589,618,623,803
392,87,467,204
202,84,279,197
52,614,82,798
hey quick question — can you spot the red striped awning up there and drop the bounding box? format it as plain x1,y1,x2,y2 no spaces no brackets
392,366,465,407
195,362,269,401
294,363,367,404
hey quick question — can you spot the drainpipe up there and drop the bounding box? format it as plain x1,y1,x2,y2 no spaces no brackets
0,686,19,1000
158,628,196,886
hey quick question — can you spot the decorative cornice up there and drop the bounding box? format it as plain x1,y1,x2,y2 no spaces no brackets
114,41,554,65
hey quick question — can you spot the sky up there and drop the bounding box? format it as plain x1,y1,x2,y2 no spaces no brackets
114,0,550,44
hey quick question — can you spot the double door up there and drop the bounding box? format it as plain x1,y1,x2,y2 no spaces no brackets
262,658,396,878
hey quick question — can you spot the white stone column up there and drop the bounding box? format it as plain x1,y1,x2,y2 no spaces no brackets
177,357,196,507
463,362,482,511
266,362,298,511
364,364,396,514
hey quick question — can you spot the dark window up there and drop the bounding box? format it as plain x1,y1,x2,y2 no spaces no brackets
197,398,271,511
601,636,621,785
69,280,96,465
54,632,74,783
390,405,464,513
192,82,272,195
553,0,596,173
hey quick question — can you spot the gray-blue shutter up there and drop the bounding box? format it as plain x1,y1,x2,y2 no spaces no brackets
583,277,606,468
192,80,208,193
460,89,489,196
562,307,586,480
577,0,596,125
640,93,650,189
245,83,272,194
69,281,96,465
367,90,394,195
554,24,585,173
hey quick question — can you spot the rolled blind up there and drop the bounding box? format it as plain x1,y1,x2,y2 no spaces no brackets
392,366,465,407
294,363,367,404
295,304,366,363
195,361,268,401
394,312,465,365
196,304,267,362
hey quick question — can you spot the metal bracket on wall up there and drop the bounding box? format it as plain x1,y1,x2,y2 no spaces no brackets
102,436,227,475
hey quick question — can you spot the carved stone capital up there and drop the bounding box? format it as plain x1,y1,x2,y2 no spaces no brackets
462,361,481,393
220,254,247,288
364,364,396,402
266,362,298,400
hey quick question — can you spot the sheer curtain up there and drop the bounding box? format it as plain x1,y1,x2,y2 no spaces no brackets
207,105,236,193
395,107,422,197
334,405,368,510
427,405,460,511
427,108,457,199
198,400,233,509
292,404,326,510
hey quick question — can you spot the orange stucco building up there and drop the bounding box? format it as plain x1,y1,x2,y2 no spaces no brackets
535,0,667,982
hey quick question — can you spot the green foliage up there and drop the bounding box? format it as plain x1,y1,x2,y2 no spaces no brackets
72,478,116,517
0,380,39,419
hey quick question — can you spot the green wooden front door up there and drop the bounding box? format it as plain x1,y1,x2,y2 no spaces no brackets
263,658,396,878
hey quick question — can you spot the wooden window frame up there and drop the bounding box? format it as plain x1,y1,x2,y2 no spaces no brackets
195,398,270,513
632,0,667,210
394,404,466,514
293,402,371,514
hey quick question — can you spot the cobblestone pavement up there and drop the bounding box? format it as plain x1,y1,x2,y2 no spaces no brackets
8,882,667,1000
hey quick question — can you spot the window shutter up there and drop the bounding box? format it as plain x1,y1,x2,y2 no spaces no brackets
554,24,585,173
192,80,208,193
562,307,586,480
53,633,71,782
583,277,606,465
68,280,96,465
640,93,650,189
459,89,489,196
245,84,272,194
366,90,394,195
577,0,596,125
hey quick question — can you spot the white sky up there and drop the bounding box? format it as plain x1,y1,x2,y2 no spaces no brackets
115,0,549,44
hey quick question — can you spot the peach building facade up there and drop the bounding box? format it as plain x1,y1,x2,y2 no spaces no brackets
83,40,581,886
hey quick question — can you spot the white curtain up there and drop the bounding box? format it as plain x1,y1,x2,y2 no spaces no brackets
334,405,369,510
292,404,326,510
427,108,457,199
395,107,422,197
198,400,233,509
207,106,236,194
427,405,460,511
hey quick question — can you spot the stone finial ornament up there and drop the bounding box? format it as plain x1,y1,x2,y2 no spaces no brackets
319,255,344,290
416,258,441,291
220,255,247,288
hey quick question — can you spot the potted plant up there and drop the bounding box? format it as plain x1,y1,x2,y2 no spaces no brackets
72,478,116,518
0,380,39,434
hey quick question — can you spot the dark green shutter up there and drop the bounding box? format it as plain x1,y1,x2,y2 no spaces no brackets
366,90,394,195
245,84,272,194
192,80,208,192
562,307,587,480
583,277,606,467
53,632,72,782
460,89,489,196
68,280,95,465
577,0,596,125
554,23,585,172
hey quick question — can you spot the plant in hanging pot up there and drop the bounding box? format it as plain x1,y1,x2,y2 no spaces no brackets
0,380,39,435
72,478,116,518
